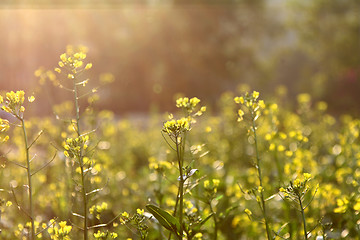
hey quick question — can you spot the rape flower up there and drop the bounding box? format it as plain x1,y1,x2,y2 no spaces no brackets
234,91,266,122
85,63,92,70
0,119,10,132
245,208,252,216
176,97,203,114
28,96,35,103
195,232,203,239
137,208,144,215
162,117,190,137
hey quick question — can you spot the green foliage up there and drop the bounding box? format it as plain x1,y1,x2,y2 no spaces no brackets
146,204,181,237
2,47,360,240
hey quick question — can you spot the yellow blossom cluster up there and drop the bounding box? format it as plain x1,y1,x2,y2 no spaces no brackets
1,91,34,117
0,118,10,143
48,220,72,240
176,97,206,116
0,90,35,142
63,135,89,158
148,156,172,171
234,91,265,122
204,179,221,196
89,202,108,220
34,67,59,86
56,45,92,74
162,117,191,137
279,173,314,199
176,97,200,111
94,230,118,239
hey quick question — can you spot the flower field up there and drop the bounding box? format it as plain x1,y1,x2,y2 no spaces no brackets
1,47,359,239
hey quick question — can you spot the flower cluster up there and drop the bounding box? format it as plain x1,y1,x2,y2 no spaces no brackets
162,117,191,137
93,230,118,239
0,91,35,118
15,221,45,239
34,67,59,86
279,173,315,202
63,135,89,158
204,179,220,194
0,91,35,143
148,156,172,171
0,118,10,143
234,91,265,122
55,45,92,78
176,97,206,117
47,220,72,240
89,202,108,220
120,209,148,239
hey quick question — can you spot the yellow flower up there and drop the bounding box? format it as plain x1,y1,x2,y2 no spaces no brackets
293,179,301,188
121,211,129,218
59,221,67,229
64,151,69,157
285,150,293,157
277,145,286,152
204,180,210,188
85,63,93,70
60,53,67,62
297,93,311,104
303,173,312,180
137,209,144,215
28,96,35,103
212,179,220,187
258,100,265,108
234,96,244,104
74,61,83,68
245,208,252,216
195,232,203,239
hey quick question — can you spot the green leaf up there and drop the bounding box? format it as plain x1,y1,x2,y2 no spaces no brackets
192,213,214,232
146,204,181,236
215,194,224,201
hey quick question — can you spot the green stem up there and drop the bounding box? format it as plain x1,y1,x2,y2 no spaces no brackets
252,116,272,240
158,174,164,238
209,200,218,240
80,160,88,240
298,195,308,240
274,150,293,238
73,79,88,240
21,118,35,240
176,136,184,239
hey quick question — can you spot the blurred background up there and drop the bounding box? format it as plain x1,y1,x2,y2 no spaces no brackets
0,0,359,116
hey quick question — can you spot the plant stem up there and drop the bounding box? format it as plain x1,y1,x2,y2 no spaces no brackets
80,160,88,240
21,118,35,240
252,116,272,240
298,195,308,240
274,150,293,238
208,200,218,240
176,136,184,239
73,79,88,240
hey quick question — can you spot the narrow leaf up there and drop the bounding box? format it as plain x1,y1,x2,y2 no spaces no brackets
146,204,181,236
192,213,214,231
215,194,224,201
